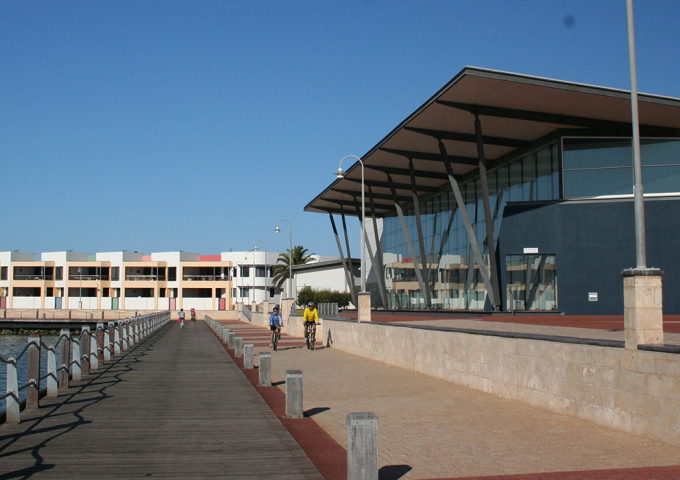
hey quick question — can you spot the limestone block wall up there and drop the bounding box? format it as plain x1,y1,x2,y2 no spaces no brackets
322,319,680,447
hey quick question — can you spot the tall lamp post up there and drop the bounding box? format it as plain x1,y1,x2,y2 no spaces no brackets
244,251,255,305
335,155,366,293
275,219,293,299
78,266,83,309
254,241,268,300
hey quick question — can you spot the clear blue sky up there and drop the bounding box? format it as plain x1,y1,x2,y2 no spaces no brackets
2,1,679,258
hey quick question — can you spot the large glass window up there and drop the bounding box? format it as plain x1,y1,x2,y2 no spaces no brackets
563,138,680,198
380,143,560,310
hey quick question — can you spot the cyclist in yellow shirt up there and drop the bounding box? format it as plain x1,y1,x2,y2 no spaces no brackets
303,301,319,347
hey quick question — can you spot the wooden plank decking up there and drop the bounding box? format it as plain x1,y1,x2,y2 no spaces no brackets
0,322,323,479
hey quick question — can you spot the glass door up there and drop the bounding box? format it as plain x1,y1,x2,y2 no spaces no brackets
506,254,557,311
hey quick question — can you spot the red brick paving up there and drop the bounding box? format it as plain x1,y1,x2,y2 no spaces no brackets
209,322,346,480
440,464,680,479
340,313,680,333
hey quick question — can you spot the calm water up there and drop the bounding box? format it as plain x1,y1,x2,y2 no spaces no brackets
0,334,61,410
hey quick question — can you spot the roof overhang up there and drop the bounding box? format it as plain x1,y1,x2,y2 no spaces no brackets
305,66,680,217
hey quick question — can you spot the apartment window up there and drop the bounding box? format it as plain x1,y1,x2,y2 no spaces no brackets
256,266,266,277
111,267,119,281
241,266,250,277
269,288,275,298
168,267,177,282
0,266,6,281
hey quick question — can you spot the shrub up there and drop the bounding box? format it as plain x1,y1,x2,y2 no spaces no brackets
297,286,353,309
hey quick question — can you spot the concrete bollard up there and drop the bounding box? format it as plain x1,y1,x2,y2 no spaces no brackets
81,327,90,375
234,337,243,357
58,329,70,389
5,359,19,423
103,325,111,361
222,327,230,343
346,412,379,480
228,332,235,350
72,338,81,382
243,343,254,368
259,352,272,386
47,347,58,397
96,323,105,364
285,370,304,418
114,325,121,356
90,330,99,371
26,336,41,409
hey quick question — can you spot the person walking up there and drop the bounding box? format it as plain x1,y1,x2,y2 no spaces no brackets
179,308,185,329
269,306,282,348
190,308,196,328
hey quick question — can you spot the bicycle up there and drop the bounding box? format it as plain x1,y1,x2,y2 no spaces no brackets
272,326,280,351
304,322,317,350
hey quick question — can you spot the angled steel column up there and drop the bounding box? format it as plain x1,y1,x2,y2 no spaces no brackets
387,174,430,308
408,159,432,308
369,187,389,308
352,196,388,308
474,114,501,311
438,140,497,308
329,213,358,307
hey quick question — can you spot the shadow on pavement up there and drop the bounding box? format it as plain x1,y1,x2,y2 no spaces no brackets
379,464,412,479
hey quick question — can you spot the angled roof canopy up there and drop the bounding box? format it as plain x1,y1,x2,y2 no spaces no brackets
305,66,680,217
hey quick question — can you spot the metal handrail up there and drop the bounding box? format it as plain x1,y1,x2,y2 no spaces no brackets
1,310,172,422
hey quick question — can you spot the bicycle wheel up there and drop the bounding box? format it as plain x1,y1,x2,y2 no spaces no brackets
273,331,278,351
310,329,315,350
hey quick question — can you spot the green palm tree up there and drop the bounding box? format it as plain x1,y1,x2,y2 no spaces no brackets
272,246,315,288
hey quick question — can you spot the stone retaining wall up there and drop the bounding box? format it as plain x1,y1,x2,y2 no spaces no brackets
321,318,680,447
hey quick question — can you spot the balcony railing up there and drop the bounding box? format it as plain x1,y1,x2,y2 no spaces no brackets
68,275,108,281
182,275,231,281
125,275,163,281
13,275,54,281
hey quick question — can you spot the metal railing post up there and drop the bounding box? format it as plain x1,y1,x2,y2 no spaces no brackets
47,347,58,397
5,359,19,423
72,338,82,382
26,336,41,409
58,329,70,389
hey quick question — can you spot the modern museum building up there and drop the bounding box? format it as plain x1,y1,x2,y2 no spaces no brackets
305,67,680,315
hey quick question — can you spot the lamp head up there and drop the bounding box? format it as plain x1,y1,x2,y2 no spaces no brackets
335,167,345,179
274,226,281,234
253,246,258,252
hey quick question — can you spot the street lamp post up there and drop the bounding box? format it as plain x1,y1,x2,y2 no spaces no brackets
78,266,83,309
275,220,293,299
254,241,268,301
244,251,255,305
335,155,366,292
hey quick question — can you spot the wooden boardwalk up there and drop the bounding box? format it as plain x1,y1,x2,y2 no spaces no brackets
0,322,323,479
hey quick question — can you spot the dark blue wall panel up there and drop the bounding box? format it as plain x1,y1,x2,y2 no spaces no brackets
497,198,680,315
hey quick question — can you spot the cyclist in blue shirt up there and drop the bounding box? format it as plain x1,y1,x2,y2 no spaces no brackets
269,307,282,348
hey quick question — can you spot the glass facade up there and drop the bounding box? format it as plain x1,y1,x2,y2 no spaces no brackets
380,143,559,310
377,136,680,310
563,138,680,198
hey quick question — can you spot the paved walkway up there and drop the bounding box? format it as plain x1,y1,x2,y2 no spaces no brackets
0,322,322,479
216,319,680,480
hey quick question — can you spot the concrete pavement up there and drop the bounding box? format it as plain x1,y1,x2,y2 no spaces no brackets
214,318,680,480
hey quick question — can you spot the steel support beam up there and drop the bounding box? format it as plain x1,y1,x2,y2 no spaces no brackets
475,114,501,311
329,214,358,308
343,177,440,193
368,187,389,308
387,174,430,308
408,159,432,308
333,188,411,203
436,100,680,137
351,196,388,309
406,126,532,149
439,140,497,308
380,147,478,165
